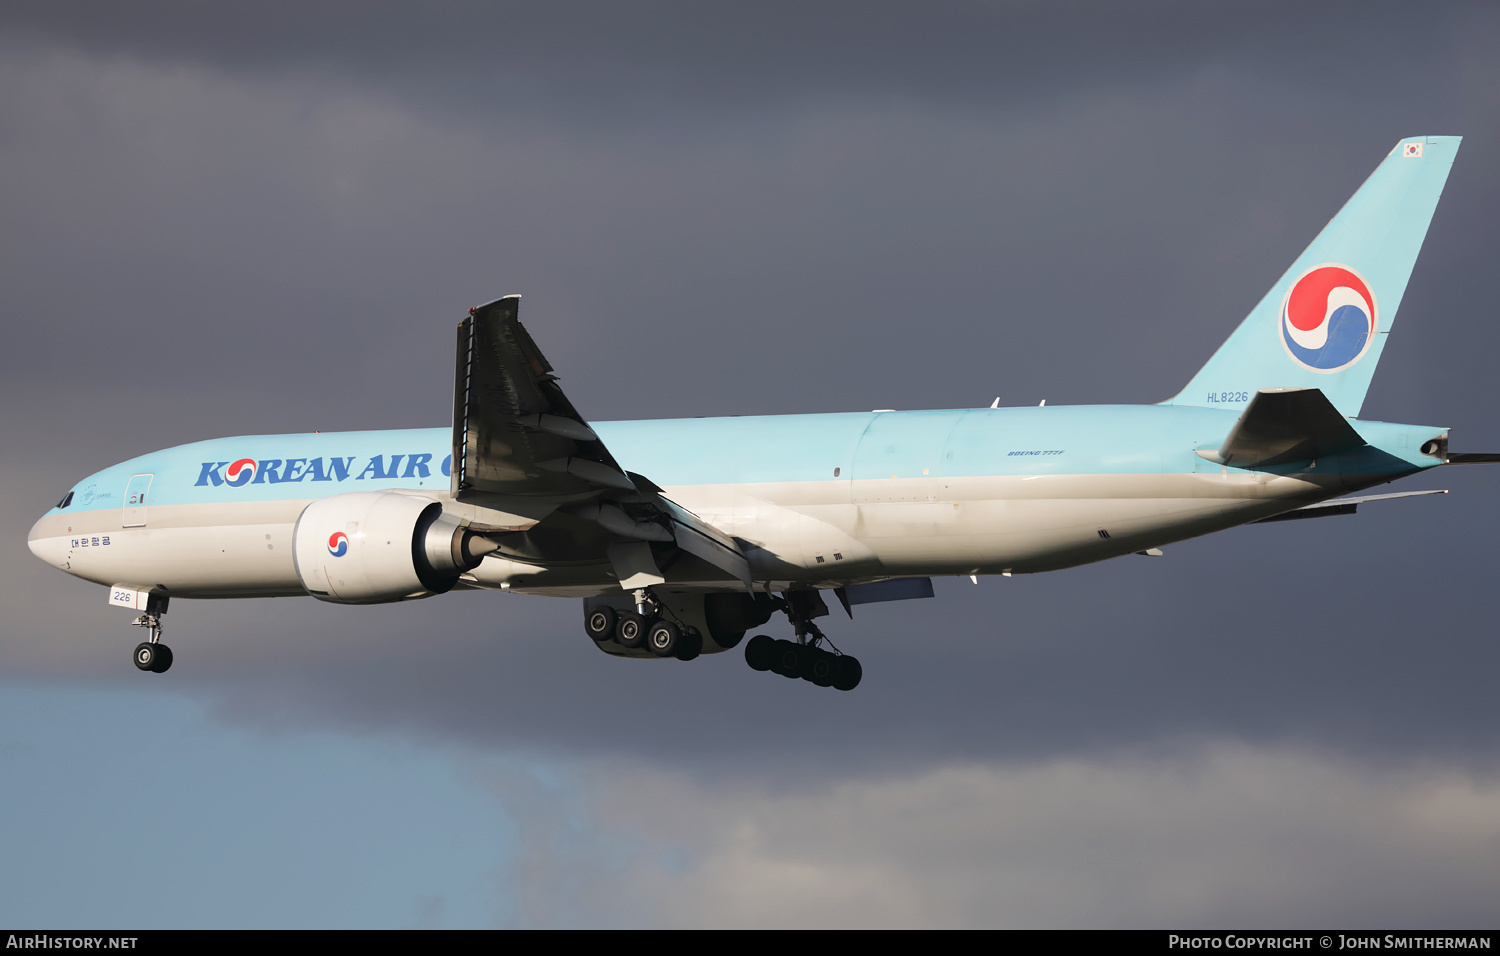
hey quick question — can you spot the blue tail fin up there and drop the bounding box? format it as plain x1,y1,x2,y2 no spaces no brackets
1165,136,1460,418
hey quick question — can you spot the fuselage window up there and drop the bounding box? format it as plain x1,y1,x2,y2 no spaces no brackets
56,491,74,509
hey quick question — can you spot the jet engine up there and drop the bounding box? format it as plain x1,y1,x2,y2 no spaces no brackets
292,491,497,604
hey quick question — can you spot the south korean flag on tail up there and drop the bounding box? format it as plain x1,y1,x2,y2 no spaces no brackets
1403,142,1424,158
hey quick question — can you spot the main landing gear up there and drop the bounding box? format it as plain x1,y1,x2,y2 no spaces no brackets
585,589,704,661
130,593,173,674
743,590,862,691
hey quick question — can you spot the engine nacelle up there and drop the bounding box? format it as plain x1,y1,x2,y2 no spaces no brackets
293,491,496,604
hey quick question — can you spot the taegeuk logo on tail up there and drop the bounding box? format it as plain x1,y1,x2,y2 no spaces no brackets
1279,264,1378,373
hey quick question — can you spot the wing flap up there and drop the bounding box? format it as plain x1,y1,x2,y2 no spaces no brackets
832,577,935,618
656,495,753,590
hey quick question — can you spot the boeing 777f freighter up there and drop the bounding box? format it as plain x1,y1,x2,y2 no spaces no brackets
28,136,1492,691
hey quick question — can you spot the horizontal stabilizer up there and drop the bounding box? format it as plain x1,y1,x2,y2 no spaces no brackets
1253,488,1446,524
1199,387,1365,468
1446,453,1500,464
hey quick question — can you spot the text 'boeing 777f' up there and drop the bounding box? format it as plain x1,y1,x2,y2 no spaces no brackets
29,136,1494,690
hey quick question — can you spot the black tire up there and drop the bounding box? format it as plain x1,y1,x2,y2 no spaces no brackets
133,642,157,672
647,620,680,657
585,606,617,642
150,644,174,674
675,628,703,662
743,634,776,671
773,640,803,679
767,638,791,675
616,611,647,649
832,655,862,691
804,647,835,687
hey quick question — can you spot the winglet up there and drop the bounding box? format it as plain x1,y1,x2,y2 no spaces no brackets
452,295,628,498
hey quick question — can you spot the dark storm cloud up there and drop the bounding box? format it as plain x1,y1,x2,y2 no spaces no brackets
4,0,1500,782
0,1,1481,122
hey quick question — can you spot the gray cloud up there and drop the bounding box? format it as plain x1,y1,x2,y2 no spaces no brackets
483,745,1500,927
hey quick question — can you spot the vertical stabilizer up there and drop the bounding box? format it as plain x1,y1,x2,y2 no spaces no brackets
1165,136,1459,418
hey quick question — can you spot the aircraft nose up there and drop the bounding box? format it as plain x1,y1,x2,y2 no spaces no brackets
28,514,67,570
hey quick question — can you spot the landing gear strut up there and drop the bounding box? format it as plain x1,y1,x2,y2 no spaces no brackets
743,590,862,691
130,593,173,674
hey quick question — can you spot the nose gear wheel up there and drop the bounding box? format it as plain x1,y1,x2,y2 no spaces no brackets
133,641,173,673
127,593,174,674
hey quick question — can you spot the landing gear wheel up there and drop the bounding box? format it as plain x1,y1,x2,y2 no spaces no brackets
773,640,803,679
615,611,648,649
647,620,681,657
831,655,862,691
134,642,173,673
585,606,617,642
803,648,836,687
744,634,775,671
674,627,703,662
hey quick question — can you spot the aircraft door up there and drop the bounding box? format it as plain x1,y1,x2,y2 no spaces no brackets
123,473,153,528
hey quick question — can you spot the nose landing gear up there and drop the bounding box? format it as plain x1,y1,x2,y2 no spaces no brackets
129,593,172,673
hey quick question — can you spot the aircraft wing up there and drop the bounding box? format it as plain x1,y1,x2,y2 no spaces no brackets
452,296,751,589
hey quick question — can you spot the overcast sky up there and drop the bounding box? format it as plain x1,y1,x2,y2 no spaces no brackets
4,0,1500,928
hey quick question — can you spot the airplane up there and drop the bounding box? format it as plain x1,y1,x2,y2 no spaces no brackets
27,135,1495,691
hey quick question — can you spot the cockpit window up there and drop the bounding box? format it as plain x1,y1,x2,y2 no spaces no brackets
56,491,73,509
